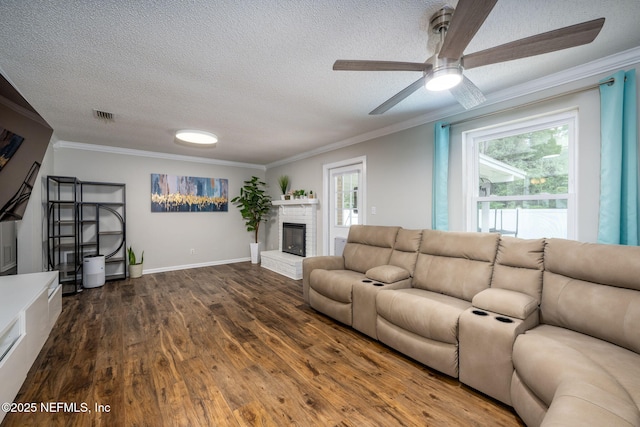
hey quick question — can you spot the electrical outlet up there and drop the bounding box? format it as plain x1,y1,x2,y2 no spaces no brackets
371,206,377,215
190,248,196,255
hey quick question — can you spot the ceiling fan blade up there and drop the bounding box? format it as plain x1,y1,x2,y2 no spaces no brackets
449,76,486,110
462,17,605,70
369,76,426,115
438,0,498,60
333,60,428,72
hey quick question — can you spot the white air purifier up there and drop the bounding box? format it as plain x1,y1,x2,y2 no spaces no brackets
83,255,105,288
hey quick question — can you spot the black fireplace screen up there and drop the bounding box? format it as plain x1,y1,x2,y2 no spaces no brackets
282,222,306,257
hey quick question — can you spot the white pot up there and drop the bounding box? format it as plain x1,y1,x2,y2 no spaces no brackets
129,263,143,278
250,242,261,264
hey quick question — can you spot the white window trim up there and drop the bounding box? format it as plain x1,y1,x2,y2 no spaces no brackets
462,109,578,239
322,156,367,255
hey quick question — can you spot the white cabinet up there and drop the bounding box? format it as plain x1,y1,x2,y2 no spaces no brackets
0,271,61,423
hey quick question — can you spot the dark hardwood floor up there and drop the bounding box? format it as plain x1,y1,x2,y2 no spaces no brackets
2,263,524,426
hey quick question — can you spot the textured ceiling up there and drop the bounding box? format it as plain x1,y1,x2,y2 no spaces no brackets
0,0,639,166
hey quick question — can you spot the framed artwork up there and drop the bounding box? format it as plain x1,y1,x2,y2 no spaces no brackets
0,128,25,172
151,174,228,212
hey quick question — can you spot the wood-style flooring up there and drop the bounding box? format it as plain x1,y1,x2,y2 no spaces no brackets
2,262,524,426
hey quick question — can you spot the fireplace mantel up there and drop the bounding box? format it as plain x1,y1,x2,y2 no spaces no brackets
272,199,319,206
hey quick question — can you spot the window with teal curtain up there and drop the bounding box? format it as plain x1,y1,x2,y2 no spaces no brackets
432,121,449,230
598,69,639,245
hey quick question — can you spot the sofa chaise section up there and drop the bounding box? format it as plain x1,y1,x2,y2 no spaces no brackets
375,229,500,377
511,238,640,427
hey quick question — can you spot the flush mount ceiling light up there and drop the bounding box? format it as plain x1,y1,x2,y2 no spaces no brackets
175,130,218,145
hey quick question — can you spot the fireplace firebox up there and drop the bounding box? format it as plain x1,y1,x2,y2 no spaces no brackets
282,222,306,257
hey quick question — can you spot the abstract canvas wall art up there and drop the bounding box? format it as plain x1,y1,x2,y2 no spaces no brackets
151,174,228,212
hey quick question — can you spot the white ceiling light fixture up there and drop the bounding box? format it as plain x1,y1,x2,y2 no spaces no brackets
175,130,218,145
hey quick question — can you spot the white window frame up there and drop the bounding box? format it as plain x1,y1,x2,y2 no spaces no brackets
462,109,578,240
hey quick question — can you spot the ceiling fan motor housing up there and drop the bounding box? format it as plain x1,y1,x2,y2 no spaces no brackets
430,6,454,34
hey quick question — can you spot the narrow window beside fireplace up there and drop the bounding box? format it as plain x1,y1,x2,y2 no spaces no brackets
282,222,306,257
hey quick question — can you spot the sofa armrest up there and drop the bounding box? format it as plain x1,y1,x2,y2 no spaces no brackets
472,288,538,320
302,256,345,304
366,265,411,284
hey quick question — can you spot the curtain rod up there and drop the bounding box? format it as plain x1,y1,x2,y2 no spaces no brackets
443,77,616,128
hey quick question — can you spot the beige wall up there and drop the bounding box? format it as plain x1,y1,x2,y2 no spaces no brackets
53,145,265,272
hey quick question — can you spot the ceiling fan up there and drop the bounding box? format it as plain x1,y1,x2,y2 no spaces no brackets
333,0,605,115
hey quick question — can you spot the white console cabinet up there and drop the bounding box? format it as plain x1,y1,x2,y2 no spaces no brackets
0,271,61,423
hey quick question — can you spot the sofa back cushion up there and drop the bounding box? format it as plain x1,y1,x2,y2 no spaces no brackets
343,225,400,273
412,230,500,301
388,229,423,276
541,238,640,353
491,236,545,303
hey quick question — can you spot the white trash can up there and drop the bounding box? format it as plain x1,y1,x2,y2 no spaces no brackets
83,254,105,288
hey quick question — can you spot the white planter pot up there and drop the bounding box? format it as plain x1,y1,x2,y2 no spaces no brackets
129,264,143,278
250,242,260,264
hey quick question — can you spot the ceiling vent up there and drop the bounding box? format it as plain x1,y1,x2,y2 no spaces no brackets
93,109,115,122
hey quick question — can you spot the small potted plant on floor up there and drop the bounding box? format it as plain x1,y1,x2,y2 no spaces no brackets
128,246,144,278
278,175,289,200
231,176,272,263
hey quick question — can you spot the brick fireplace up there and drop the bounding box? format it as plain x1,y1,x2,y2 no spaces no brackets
260,199,318,279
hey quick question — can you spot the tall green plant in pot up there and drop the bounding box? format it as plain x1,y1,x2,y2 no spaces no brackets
231,176,272,263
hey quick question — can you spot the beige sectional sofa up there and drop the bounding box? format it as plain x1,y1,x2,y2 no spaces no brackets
302,225,640,426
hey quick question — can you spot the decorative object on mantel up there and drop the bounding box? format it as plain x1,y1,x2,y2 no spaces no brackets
309,191,315,199
277,175,290,200
292,189,307,199
231,176,272,264
128,246,144,278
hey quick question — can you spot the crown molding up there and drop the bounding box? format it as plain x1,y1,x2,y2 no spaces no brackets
53,140,266,171
267,46,640,169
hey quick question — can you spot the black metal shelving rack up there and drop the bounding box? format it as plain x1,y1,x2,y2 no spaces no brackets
47,176,126,295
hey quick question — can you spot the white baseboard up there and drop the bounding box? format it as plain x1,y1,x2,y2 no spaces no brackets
141,257,251,275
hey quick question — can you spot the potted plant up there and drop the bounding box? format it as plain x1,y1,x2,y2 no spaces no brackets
277,175,290,200
128,246,144,278
231,176,272,263
308,190,315,199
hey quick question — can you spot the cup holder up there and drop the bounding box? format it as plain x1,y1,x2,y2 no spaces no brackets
373,282,384,287
496,316,514,323
472,310,488,316
362,279,373,283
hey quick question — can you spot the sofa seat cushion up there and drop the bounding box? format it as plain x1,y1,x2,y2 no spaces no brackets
376,288,471,345
366,265,410,284
309,269,365,303
513,325,640,426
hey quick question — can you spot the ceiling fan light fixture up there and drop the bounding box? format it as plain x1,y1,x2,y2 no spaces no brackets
425,66,463,91
175,130,218,145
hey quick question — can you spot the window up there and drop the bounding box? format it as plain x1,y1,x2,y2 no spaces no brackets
463,110,577,239
334,171,360,227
